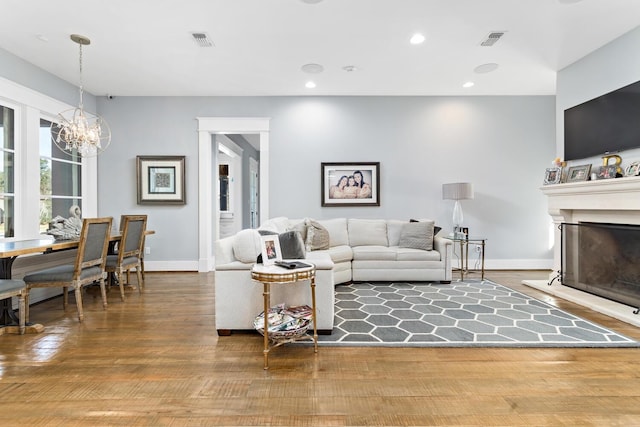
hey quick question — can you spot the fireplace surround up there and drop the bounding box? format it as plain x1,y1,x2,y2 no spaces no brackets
526,176,640,326
561,222,640,311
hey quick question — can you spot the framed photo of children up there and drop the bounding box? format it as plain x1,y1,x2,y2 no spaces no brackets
321,162,380,207
260,235,282,266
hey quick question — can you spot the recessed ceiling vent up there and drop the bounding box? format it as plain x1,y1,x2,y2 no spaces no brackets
480,31,506,47
191,32,214,47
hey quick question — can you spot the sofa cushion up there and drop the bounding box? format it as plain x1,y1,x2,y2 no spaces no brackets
352,245,396,261
305,219,330,251
232,229,262,263
396,247,441,261
386,220,407,247
325,245,353,263
259,216,290,233
317,218,349,247
348,219,388,247
399,221,434,251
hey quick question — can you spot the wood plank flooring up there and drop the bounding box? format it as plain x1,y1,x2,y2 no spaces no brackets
1,271,639,426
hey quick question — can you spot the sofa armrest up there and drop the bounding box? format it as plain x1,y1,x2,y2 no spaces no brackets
433,235,452,254
215,236,237,266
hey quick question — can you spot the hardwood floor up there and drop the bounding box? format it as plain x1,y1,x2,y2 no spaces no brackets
1,271,639,426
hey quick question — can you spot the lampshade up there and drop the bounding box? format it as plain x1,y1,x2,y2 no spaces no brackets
442,182,474,201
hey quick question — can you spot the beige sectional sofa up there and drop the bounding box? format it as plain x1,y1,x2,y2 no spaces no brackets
214,217,453,335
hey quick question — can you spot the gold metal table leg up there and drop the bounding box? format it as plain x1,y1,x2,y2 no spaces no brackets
262,282,270,370
310,276,318,353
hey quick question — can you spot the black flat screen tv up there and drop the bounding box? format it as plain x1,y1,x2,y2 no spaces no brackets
564,79,640,161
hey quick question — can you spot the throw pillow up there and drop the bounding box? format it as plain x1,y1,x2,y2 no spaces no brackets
410,218,442,236
287,221,308,242
399,221,435,251
258,229,306,259
278,230,306,259
232,229,262,263
305,219,330,251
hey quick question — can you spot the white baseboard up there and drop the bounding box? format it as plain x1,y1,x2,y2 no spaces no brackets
458,258,553,270
144,260,199,272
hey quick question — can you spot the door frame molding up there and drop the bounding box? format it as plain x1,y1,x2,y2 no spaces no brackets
196,117,270,272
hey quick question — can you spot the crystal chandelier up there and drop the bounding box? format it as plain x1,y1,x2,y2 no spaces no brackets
51,34,110,157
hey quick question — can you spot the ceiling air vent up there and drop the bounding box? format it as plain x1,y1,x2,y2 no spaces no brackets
191,32,213,47
480,31,505,47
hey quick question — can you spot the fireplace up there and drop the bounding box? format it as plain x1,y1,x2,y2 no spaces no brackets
562,222,640,309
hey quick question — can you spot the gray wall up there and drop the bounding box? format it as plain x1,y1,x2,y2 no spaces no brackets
556,26,640,165
95,95,556,268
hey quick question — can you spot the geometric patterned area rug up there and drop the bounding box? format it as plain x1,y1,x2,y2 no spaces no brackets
315,280,639,348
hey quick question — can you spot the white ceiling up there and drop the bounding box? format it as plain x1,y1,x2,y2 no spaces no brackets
1,0,640,97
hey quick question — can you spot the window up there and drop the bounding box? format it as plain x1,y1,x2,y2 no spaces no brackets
39,119,82,234
0,105,15,238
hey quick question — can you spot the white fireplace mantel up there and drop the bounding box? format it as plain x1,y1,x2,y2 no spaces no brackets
542,175,640,274
526,176,640,327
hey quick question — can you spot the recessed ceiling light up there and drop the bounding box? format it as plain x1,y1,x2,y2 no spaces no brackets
558,0,583,4
305,81,316,89
36,34,49,42
342,65,358,72
301,63,324,74
474,63,499,74
463,81,475,88
410,33,426,45
300,0,323,3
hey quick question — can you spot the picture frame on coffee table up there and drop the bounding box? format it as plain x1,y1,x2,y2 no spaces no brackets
625,161,640,177
566,164,591,182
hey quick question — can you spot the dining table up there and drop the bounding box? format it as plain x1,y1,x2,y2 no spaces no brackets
0,230,154,335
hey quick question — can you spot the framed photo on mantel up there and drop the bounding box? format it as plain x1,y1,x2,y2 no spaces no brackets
565,164,591,183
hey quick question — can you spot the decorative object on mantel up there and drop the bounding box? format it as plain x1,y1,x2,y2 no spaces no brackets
46,205,83,241
136,156,186,205
543,167,562,185
565,164,591,183
601,154,623,176
442,182,474,238
51,34,111,157
595,164,618,180
625,161,640,177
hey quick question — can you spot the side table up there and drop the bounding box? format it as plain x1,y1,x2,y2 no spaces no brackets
448,237,486,281
251,263,318,370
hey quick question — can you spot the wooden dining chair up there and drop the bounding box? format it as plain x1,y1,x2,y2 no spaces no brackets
23,217,113,323
0,279,28,334
107,215,147,300
119,214,148,281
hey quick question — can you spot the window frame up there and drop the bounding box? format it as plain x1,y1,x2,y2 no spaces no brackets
0,78,98,241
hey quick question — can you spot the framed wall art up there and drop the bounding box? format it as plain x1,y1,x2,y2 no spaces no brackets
137,155,186,205
565,164,591,183
321,162,380,207
543,167,562,185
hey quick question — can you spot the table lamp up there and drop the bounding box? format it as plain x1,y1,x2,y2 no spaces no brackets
442,182,474,238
